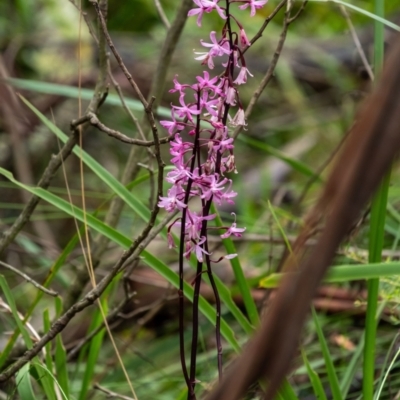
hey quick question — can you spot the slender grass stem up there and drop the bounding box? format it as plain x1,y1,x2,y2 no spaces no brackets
363,1,386,398
363,171,390,400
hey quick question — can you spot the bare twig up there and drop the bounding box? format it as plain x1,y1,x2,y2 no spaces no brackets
233,1,307,139
90,0,149,108
244,0,287,54
338,4,374,81
154,0,171,29
148,0,193,109
107,63,147,141
0,261,58,297
85,112,171,146
94,384,136,400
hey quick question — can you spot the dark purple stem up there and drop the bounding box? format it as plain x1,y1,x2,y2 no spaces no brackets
205,242,223,379
184,0,238,395
179,90,203,394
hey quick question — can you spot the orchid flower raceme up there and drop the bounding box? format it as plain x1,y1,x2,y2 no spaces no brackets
157,0,267,397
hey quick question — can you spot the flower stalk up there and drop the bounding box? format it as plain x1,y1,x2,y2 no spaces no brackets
158,0,267,397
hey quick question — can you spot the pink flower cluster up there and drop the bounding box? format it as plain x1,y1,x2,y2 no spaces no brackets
158,0,268,262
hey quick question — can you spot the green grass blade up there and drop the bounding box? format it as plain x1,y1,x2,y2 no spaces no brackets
302,349,328,400
7,78,171,117
78,294,109,400
54,297,70,399
276,379,299,400
364,174,390,399
32,363,69,400
309,0,400,31
374,330,400,400
339,335,364,397
16,363,37,400
375,340,400,399
41,310,57,400
340,301,386,398
0,275,56,398
19,95,151,222
212,204,259,328
237,135,320,180
0,275,33,348
312,308,342,400
260,261,400,288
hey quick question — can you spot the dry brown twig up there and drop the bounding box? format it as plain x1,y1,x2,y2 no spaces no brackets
72,112,172,146
93,383,136,400
0,261,58,297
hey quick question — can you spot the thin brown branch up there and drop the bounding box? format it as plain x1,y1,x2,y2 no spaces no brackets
233,4,293,140
287,0,308,24
148,0,194,109
338,4,374,81
86,112,171,146
93,384,136,400
0,261,58,297
107,62,147,141
90,0,149,108
244,0,287,54
154,0,171,29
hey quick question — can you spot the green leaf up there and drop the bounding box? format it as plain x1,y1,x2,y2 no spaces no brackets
54,298,70,399
276,379,299,400
312,308,342,400
42,309,57,400
16,363,37,400
310,1,400,32
7,78,171,117
260,262,400,288
237,135,320,180
302,349,328,400
32,363,69,400
78,292,109,400
212,204,259,329
0,275,33,348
